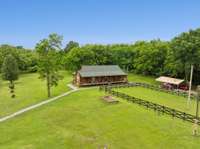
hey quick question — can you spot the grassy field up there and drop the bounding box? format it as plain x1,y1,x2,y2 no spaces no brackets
1,72,199,148
128,73,158,85
114,86,196,115
0,89,200,149
0,71,72,117
0,72,155,118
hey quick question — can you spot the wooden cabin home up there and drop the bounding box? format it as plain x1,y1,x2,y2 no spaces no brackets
74,65,128,86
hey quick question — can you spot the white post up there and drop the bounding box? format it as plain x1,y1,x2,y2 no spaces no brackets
187,65,194,108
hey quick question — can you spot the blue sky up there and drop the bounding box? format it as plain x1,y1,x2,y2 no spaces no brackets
0,0,200,48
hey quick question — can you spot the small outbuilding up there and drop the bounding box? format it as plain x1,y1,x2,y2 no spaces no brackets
156,76,185,90
74,65,128,86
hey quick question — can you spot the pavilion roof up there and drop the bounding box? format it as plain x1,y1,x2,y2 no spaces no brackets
156,76,184,85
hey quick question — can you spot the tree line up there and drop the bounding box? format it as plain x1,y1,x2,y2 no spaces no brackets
1,28,200,98
65,28,200,84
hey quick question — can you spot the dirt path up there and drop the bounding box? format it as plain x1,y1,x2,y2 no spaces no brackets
0,89,78,123
0,85,98,123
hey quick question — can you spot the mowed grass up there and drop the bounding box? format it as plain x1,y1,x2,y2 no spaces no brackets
0,71,72,117
128,73,158,85
114,86,196,115
0,89,200,149
0,72,155,118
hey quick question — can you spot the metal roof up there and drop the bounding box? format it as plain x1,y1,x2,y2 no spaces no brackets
156,76,184,85
78,65,127,77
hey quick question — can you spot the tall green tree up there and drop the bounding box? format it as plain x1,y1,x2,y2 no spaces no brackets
65,47,95,71
110,44,135,71
35,33,63,97
1,54,19,98
170,28,200,82
133,40,169,76
64,41,79,53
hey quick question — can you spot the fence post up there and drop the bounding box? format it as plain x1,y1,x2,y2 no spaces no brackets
162,106,164,114
100,82,199,126
172,109,175,118
183,112,186,121
193,85,200,136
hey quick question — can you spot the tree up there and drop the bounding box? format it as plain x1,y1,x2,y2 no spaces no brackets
1,54,19,98
64,47,95,71
0,45,38,73
35,33,63,97
84,44,113,65
170,28,200,82
110,44,135,72
133,40,169,76
64,41,79,53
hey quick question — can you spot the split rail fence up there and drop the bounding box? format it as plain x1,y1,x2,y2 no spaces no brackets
99,83,200,125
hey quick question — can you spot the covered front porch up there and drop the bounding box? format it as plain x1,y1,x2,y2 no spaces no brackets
79,75,127,86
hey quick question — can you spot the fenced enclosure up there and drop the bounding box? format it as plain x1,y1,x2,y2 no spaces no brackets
99,83,200,125
101,82,197,99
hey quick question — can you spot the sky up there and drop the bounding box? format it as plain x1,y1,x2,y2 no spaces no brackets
0,0,200,49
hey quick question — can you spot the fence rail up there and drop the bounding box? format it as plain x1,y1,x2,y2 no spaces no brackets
99,84,199,125
101,82,196,99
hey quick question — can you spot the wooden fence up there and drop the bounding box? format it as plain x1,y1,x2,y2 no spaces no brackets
99,84,200,125
101,82,197,99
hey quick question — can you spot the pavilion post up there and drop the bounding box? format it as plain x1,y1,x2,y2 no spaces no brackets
187,65,194,108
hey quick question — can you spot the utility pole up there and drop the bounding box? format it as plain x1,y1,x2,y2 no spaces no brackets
187,65,194,108
196,85,200,118
193,85,200,136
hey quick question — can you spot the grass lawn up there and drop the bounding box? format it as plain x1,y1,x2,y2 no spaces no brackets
128,73,158,85
0,71,72,117
0,72,155,118
0,89,200,149
114,86,196,115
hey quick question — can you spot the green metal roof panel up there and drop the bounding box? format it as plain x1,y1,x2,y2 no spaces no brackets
78,65,127,77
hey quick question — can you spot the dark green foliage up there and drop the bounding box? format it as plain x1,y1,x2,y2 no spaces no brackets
64,47,96,71
1,54,19,81
64,41,79,53
133,40,169,75
170,29,200,82
64,40,169,76
1,54,19,98
0,45,38,73
110,45,135,71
